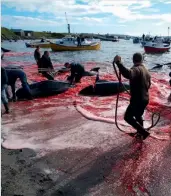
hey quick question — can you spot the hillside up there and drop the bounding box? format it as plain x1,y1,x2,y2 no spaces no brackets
1,27,71,40
1,27,19,40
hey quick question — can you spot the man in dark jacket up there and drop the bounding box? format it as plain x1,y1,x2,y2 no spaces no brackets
77,36,81,46
1,67,9,113
5,68,32,101
40,51,55,80
64,62,85,84
114,53,151,140
34,46,41,72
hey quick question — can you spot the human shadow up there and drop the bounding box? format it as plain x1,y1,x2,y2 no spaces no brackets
50,140,144,196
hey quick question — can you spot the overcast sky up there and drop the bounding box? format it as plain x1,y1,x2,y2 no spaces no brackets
1,0,171,36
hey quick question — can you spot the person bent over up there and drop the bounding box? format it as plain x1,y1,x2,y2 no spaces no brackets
113,53,151,140
6,68,32,101
1,67,9,113
64,62,85,85
34,45,41,73
40,51,56,80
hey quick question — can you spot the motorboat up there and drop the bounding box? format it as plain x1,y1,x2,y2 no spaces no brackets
50,35,101,51
141,36,170,47
133,37,140,44
144,41,170,53
25,38,51,48
112,36,119,42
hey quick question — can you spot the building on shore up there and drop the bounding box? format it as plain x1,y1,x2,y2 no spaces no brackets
11,29,33,37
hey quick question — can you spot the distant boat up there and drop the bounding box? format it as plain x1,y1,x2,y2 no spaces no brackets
144,42,170,53
50,35,101,51
25,38,51,48
125,37,130,40
95,35,119,42
112,36,119,42
142,36,170,47
133,37,140,44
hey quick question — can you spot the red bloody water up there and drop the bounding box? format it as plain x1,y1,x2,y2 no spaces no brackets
1,58,171,195
1,60,171,139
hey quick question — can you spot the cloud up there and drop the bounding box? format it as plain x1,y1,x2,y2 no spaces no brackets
1,0,171,34
1,14,109,30
160,0,171,4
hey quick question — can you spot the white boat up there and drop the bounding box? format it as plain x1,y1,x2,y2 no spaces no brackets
25,38,51,48
141,36,170,47
50,35,101,51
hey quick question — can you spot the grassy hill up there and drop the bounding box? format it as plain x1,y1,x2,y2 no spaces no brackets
1,27,70,40
33,31,66,39
1,27,19,40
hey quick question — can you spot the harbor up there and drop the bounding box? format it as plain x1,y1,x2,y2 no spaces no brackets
1,0,171,195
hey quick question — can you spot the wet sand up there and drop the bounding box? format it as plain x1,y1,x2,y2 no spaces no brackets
2,105,171,196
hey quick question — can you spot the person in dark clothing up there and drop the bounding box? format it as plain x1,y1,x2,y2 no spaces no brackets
1,67,10,113
142,34,145,41
77,36,81,46
113,53,151,140
34,46,41,73
81,37,85,42
5,68,32,101
1,53,4,60
40,51,55,80
64,62,85,84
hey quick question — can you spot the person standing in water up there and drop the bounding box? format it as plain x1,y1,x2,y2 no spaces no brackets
113,53,151,140
34,46,41,73
64,62,85,84
1,67,10,114
40,51,56,80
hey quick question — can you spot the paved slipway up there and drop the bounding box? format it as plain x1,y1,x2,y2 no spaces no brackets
1,60,171,196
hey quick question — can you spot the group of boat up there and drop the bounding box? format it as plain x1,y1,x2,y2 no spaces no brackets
133,35,170,53
25,36,101,51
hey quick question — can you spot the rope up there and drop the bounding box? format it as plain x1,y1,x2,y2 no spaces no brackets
112,62,160,133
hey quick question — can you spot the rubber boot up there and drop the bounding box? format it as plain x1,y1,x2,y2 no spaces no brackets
4,103,9,114
136,130,150,140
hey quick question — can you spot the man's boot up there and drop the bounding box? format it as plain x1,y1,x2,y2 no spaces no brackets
4,103,9,114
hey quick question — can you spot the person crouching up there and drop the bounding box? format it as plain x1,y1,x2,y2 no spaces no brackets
64,62,85,85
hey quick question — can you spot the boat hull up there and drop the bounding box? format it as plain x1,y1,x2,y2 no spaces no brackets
50,42,101,51
144,46,170,53
25,42,51,48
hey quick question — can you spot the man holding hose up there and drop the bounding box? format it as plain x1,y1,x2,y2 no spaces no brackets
113,53,151,140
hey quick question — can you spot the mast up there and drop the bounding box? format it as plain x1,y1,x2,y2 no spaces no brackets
65,12,70,34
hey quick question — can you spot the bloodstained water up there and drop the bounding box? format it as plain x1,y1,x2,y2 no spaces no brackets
1,59,171,196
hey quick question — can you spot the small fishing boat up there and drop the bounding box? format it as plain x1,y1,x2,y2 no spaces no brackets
144,42,170,53
112,36,119,42
142,36,171,47
95,34,119,42
25,38,51,48
133,37,140,44
50,36,101,51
